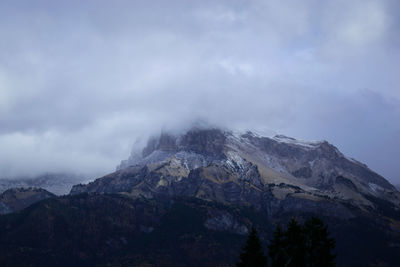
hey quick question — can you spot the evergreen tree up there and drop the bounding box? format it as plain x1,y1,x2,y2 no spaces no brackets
237,227,268,267
268,225,287,267
267,217,336,267
304,217,336,267
284,219,307,267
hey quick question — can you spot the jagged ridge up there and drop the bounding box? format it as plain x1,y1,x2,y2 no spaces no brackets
72,128,400,215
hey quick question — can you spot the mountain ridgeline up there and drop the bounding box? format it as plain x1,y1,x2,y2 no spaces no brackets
72,128,399,213
1,128,400,266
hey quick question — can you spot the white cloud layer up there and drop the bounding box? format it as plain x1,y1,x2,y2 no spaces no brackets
0,0,399,183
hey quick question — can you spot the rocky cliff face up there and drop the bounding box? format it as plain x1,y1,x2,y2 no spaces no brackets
72,128,400,218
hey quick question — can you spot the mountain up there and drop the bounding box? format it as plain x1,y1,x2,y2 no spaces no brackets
1,127,400,266
0,187,55,215
0,173,89,195
72,128,400,212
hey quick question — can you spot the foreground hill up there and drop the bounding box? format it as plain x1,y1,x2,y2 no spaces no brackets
0,187,55,215
1,193,399,266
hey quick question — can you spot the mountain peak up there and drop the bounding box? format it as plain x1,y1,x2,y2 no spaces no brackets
93,127,399,210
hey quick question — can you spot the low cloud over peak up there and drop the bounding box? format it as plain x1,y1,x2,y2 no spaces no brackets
0,0,399,183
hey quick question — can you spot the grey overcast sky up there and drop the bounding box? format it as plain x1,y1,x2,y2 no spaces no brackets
0,0,399,183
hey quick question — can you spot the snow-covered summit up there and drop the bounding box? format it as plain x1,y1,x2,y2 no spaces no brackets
272,134,324,148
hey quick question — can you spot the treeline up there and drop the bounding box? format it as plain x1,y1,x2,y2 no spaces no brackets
237,217,336,267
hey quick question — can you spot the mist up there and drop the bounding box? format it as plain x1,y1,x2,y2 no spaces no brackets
0,0,399,183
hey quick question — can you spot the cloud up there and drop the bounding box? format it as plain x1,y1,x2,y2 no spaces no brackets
0,0,399,183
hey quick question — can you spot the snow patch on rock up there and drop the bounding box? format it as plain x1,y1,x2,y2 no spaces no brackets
369,183,383,193
273,135,323,149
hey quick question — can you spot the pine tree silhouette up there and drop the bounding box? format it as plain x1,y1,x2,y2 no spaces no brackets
304,217,336,267
284,219,307,267
268,225,287,267
237,227,268,267
268,217,336,267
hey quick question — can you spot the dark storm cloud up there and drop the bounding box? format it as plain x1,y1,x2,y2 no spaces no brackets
0,0,399,183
